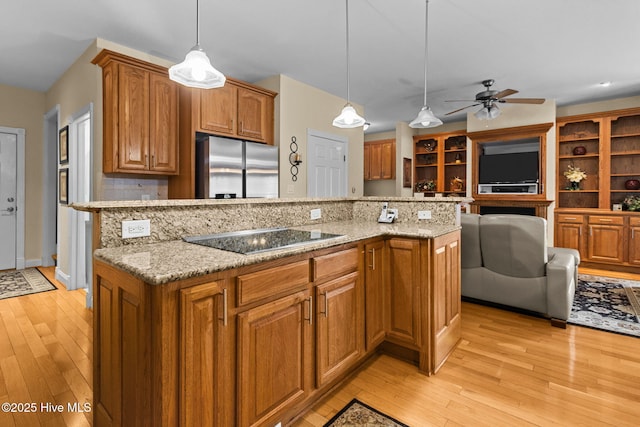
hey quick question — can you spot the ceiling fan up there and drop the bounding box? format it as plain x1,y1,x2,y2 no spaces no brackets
445,79,545,119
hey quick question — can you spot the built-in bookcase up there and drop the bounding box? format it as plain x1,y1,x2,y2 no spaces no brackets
413,131,467,195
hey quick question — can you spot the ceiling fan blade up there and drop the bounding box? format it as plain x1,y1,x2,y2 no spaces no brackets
445,103,480,115
494,89,518,99
501,98,546,104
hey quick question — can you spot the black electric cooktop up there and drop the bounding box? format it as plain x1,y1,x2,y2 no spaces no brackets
183,227,344,255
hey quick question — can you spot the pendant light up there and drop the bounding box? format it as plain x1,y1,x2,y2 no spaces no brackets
169,0,226,89
333,0,366,129
474,103,501,120
409,0,442,129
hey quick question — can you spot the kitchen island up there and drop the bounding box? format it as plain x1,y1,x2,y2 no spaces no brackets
74,197,469,427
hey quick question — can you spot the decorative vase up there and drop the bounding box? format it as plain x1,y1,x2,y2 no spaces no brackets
570,181,580,191
572,146,587,155
625,179,640,190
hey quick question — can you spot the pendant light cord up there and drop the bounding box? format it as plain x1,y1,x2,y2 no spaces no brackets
345,0,351,103
195,0,200,46
422,0,429,106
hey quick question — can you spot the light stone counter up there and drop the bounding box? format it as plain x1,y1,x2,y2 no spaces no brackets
94,220,460,285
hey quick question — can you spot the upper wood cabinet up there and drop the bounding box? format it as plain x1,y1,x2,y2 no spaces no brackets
198,80,275,144
364,139,395,180
93,49,179,175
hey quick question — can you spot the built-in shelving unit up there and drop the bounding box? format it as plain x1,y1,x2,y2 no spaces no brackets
413,131,467,196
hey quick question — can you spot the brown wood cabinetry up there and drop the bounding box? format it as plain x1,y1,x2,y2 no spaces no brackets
364,139,395,180
364,239,386,350
92,233,461,426
413,131,467,195
93,49,179,175
555,211,640,271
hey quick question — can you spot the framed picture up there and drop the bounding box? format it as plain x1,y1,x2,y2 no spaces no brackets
59,169,69,204
59,126,69,164
403,157,412,188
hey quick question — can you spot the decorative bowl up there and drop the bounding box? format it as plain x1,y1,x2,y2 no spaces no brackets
572,146,587,155
625,179,640,190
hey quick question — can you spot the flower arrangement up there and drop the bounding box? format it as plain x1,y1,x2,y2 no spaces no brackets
416,180,436,192
564,165,587,183
623,195,640,211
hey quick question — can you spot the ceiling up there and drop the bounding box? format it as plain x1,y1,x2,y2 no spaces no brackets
3,0,640,134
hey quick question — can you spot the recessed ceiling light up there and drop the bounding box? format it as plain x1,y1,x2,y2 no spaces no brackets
599,81,612,87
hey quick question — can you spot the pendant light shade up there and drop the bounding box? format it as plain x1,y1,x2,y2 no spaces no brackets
169,0,226,89
410,0,442,129
333,0,365,129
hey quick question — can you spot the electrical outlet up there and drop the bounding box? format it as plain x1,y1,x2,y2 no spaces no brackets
310,208,322,220
418,210,432,220
122,219,151,238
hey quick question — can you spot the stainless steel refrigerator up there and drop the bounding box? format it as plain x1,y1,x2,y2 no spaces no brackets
195,135,279,199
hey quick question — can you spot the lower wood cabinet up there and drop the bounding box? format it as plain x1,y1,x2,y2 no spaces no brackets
237,290,313,427
92,233,462,426
555,210,640,271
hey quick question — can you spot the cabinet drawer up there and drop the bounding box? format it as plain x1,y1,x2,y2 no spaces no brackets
313,247,359,282
557,214,585,224
237,260,309,306
588,215,624,225
630,217,640,226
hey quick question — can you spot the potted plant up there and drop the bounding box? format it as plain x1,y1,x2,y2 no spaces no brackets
623,195,640,211
564,165,587,190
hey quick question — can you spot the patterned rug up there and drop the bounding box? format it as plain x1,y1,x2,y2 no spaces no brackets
569,274,640,338
324,399,409,427
0,268,56,300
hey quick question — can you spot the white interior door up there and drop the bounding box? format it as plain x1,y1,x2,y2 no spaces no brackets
307,130,348,197
0,132,17,270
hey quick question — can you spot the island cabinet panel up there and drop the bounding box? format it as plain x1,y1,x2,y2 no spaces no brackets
93,262,151,427
315,271,364,387
180,280,232,427
429,231,462,373
237,290,313,427
386,238,422,349
364,239,386,350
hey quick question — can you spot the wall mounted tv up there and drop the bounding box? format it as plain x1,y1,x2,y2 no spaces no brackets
479,151,539,184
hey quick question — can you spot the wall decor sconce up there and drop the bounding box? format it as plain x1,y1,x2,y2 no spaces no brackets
289,136,302,181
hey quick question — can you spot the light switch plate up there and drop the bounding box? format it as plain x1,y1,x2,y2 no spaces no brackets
310,208,322,220
122,219,151,239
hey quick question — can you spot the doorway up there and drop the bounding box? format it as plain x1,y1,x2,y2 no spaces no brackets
0,127,25,270
307,129,348,197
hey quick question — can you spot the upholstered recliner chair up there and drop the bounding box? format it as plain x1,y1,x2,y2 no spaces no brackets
461,213,579,327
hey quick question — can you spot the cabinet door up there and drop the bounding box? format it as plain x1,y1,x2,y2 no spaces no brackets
430,232,461,373
237,291,313,427
316,271,363,386
363,144,371,180
118,63,150,171
180,281,231,426
629,224,640,265
200,84,237,135
380,141,395,179
364,240,385,350
369,143,382,180
386,238,422,348
237,87,272,143
588,224,625,263
149,73,179,173
556,222,584,254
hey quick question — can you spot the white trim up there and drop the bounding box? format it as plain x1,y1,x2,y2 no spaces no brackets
55,266,70,287
0,126,25,270
42,106,60,267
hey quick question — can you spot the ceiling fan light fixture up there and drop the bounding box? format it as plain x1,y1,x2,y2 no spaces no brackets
409,0,441,130
409,106,443,128
169,0,226,89
333,103,366,128
169,45,226,89
474,104,501,120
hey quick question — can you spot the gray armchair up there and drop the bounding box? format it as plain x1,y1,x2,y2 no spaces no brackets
461,213,578,327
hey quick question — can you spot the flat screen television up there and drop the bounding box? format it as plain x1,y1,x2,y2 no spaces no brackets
479,151,539,184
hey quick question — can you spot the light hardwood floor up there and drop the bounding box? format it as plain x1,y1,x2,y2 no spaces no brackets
1,268,639,426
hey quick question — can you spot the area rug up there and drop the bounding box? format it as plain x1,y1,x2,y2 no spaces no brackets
0,268,56,300
324,398,409,427
569,274,640,338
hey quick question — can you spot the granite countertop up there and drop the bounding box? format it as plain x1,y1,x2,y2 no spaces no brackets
94,220,460,285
